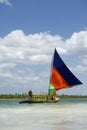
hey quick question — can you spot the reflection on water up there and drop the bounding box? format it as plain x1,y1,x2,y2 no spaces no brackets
0,99,87,130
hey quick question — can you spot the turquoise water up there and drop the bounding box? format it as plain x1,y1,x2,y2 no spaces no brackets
0,99,87,130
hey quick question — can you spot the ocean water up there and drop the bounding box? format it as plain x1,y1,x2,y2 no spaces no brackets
0,99,87,130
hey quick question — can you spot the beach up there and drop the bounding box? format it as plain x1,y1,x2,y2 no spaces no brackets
0,99,87,130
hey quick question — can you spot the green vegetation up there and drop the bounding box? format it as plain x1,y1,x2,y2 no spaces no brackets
0,93,27,99
59,94,87,99
0,93,87,99
32,94,48,99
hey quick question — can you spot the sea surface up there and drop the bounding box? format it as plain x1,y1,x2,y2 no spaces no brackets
0,98,87,130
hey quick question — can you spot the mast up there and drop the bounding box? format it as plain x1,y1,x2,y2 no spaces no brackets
49,48,82,100
48,49,56,99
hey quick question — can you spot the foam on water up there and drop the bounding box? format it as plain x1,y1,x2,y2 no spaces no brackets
0,99,87,130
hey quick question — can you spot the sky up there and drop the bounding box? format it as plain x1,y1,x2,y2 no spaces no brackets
0,0,87,95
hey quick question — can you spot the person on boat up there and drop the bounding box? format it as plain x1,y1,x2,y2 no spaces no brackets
26,90,33,101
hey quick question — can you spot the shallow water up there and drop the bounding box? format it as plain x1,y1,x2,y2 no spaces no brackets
0,99,87,130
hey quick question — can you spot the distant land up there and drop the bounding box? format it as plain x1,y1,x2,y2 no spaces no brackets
0,93,87,100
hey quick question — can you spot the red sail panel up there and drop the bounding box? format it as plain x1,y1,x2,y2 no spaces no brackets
50,66,69,90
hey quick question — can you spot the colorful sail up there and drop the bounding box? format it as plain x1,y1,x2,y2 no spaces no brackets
49,48,82,99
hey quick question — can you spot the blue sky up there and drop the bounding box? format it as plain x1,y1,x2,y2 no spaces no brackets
0,0,87,95
0,0,87,38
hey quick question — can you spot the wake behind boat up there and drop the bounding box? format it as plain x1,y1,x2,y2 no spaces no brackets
19,48,82,104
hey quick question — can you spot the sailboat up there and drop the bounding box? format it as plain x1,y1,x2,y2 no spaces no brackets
19,48,82,103
48,48,82,101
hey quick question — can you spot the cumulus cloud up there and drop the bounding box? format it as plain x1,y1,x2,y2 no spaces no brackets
72,65,87,73
0,29,87,93
0,30,87,65
0,0,12,6
65,30,87,54
83,55,87,65
0,63,16,69
0,30,65,65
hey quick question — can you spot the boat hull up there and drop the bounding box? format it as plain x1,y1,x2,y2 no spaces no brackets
19,99,59,104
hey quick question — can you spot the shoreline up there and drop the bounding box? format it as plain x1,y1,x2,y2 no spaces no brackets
0,98,25,100
0,97,87,100
0,94,87,100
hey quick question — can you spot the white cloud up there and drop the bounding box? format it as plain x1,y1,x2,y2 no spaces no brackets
83,55,87,65
65,30,87,54
0,30,65,65
1,29,87,66
0,72,12,78
0,63,16,69
0,0,12,6
72,65,87,73
0,29,87,94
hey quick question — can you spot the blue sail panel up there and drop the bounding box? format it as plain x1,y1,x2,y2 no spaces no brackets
53,49,82,87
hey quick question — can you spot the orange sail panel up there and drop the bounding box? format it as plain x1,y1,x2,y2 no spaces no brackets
50,66,69,90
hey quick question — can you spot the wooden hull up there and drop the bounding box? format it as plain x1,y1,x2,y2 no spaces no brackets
19,98,59,104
